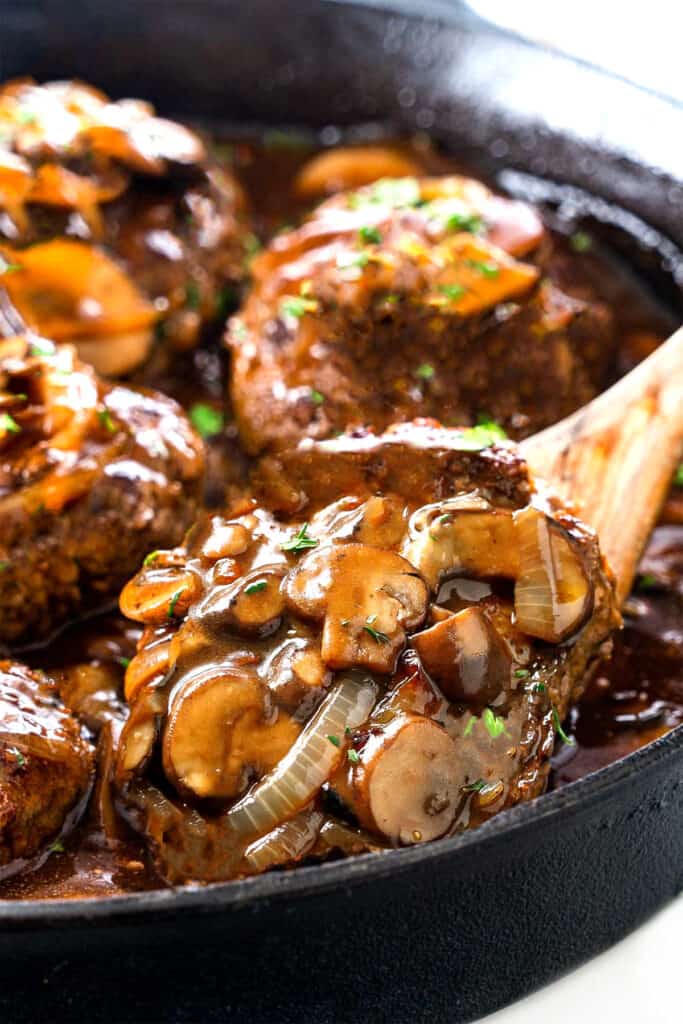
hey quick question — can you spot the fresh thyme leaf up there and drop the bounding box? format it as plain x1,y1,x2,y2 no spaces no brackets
482,707,507,739
570,231,592,253
143,550,162,567
48,838,65,854
463,715,477,737
347,748,360,764
415,363,435,380
29,338,55,357
552,706,575,745
533,682,546,694
327,735,341,748
438,283,466,302
463,779,487,793
189,402,224,439
281,523,319,553
280,295,318,319
444,211,484,234
636,573,659,591
674,463,683,487
466,258,499,278
97,409,116,433
8,746,25,768
167,588,186,619
0,412,20,434
363,617,390,644
454,418,507,451
309,389,325,405
245,580,267,595
514,669,530,678
359,225,382,245
117,657,131,669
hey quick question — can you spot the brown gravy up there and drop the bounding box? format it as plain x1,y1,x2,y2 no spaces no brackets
1,134,682,900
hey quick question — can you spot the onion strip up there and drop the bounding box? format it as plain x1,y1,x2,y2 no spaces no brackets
244,808,324,873
227,674,377,840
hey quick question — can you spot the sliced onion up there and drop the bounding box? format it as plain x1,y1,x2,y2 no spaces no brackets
514,507,592,643
227,674,377,840
244,808,324,874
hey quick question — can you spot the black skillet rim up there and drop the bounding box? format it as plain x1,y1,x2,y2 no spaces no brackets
0,0,681,927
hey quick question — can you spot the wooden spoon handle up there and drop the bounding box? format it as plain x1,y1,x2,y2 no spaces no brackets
521,326,683,606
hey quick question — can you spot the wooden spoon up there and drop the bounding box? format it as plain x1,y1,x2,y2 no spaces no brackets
521,326,683,606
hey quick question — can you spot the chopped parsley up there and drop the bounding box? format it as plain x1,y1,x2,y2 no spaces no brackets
349,176,421,210
245,580,267,595
363,615,390,644
167,588,186,619
117,656,131,669
462,779,487,793
444,211,484,234
438,283,466,302
359,225,382,245
674,463,683,487
552,706,575,745
29,337,55,357
281,522,319,553
48,838,65,854
532,682,547,694
347,748,360,764
327,735,341,748
0,412,20,434
8,747,25,768
0,260,23,275
415,363,435,380
189,402,224,439
280,294,318,319
466,258,500,278
185,281,201,310
636,573,659,591
482,707,507,739
454,420,507,451
337,251,370,274
570,231,592,253
143,550,162,567
309,389,325,406
463,715,476,737
97,409,116,433
514,668,530,678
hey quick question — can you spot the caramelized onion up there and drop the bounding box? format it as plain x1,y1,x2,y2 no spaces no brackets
514,508,592,642
226,674,377,840
244,808,324,873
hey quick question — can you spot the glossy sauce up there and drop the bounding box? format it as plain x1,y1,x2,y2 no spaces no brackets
1,134,682,899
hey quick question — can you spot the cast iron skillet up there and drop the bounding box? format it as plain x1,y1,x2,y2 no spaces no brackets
0,2,682,1021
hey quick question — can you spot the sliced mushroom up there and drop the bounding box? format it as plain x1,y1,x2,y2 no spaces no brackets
284,543,428,673
294,146,423,199
194,564,286,639
119,566,201,625
310,495,408,548
401,497,519,589
263,636,332,712
513,507,593,643
334,715,461,844
200,519,252,562
162,666,299,800
116,686,167,780
412,607,512,704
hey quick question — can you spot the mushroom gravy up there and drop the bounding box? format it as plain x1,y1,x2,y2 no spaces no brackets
1,134,681,899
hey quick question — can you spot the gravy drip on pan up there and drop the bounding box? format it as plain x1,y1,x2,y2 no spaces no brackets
0,134,681,898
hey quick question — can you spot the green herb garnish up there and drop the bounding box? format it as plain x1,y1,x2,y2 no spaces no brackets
185,281,201,310
463,715,477,737
454,420,507,451
281,523,319,553
552,706,575,745
48,838,65,854
310,389,325,405
189,402,224,439
570,231,592,253
144,550,162,567
327,735,341,748
117,657,131,669
533,682,546,694
359,225,382,245
438,283,466,302
280,295,318,319
482,707,507,739
636,573,659,591
97,409,116,433
514,669,530,678
0,561,9,572
674,463,683,487
363,615,390,644
466,259,500,278
0,412,20,434
444,211,484,234
245,580,267,595
0,260,23,275
29,337,55,357
347,748,360,764
337,251,369,273
167,588,185,618
8,747,25,768
415,363,435,380
463,779,487,793
215,286,237,319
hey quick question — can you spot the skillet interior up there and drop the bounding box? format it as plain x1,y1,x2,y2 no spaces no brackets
0,1,681,1020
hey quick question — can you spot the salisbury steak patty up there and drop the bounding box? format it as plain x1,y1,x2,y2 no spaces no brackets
113,422,618,883
0,661,93,875
0,335,204,645
0,78,250,375
228,174,614,452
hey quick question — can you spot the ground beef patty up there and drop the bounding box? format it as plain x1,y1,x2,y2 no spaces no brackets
228,174,614,452
0,334,204,646
0,661,93,876
0,78,250,376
